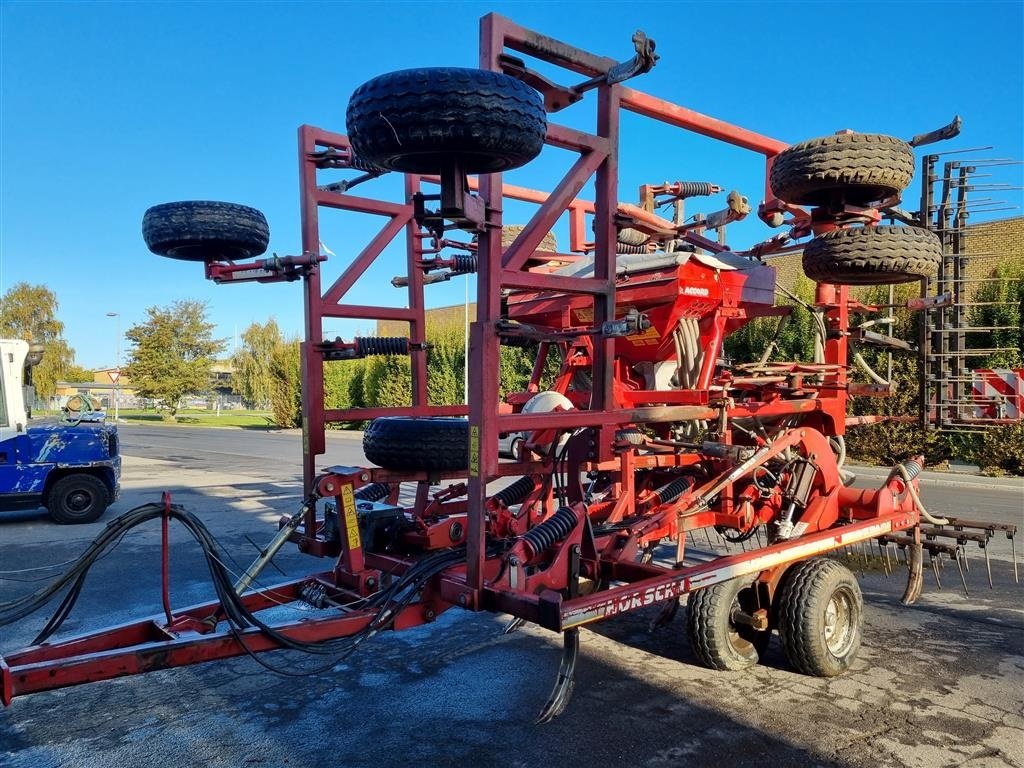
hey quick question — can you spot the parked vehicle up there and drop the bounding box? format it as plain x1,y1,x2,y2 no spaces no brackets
0,339,120,523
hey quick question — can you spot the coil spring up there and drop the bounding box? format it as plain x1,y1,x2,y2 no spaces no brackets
492,476,535,508
655,476,693,506
355,337,408,356
521,505,578,559
616,243,648,254
677,181,717,198
449,254,478,274
354,483,390,502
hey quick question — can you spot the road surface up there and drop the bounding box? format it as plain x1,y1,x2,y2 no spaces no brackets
1,425,1021,768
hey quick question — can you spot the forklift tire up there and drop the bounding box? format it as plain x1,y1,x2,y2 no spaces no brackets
346,67,547,175
770,133,914,207
802,225,941,285
776,558,863,677
685,576,771,671
47,474,110,525
363,417,468,472
143,201,270,262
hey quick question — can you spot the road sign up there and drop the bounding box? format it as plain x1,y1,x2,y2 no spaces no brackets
108,370,121,384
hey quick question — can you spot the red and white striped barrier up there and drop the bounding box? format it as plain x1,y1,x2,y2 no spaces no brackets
972,368,1024,420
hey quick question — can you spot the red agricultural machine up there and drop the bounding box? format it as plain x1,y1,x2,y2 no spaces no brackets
1,14,1013,720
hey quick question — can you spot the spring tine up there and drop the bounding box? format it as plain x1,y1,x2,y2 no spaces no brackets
503,616,528,635
536,628,579,724
984,544,993,589
883,542,892,576
650,598,680,631
754,527,764,548
705,529,715,549
862,541,869,566
956,547,970,597
901,541,924,605
930,552,943,589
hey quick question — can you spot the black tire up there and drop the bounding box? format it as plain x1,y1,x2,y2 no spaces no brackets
363,417,468,472
47,474,110,524
802,225,941,285
777,558,863,677
143,201,269,262
686,576,771,671
509,435,523,460
770,133,914,207
346,67,547,175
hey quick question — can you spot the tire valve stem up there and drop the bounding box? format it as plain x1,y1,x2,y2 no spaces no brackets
775,459,817,541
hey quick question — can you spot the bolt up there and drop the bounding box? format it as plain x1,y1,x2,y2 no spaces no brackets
360,473,369,482
424,608,436,622
509,556,520,567
458,593,469,606
365,577,377,590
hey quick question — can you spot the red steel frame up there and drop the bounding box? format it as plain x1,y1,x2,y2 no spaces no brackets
0,13,924,706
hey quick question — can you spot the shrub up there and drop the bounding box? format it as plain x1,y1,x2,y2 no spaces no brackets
973,422,1024,475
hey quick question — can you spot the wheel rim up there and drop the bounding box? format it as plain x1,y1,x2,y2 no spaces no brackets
67,490,95,514
823,586,857,657
728,585,764,656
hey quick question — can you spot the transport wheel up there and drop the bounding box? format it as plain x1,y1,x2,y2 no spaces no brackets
685,576,771,671
363,417,468,472
346,67,547,174
143,201,270,262
769,133,914,207
802,225,941,285
47,474,109,524
777,558,863,677
509,435,524,460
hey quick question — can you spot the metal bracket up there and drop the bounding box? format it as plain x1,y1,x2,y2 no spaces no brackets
909,115,962,148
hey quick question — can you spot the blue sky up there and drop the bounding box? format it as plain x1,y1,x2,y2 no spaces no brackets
2,0,1022,369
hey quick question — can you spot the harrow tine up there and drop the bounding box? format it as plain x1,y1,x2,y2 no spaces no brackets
984,544,993,589
536,628,579,724
901,539,924,606
503,616,528,635
650,598,680,631
930,552,942,589
956,547,970,597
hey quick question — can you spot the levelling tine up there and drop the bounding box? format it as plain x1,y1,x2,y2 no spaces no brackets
930,553,942,589
883,542,892,576
754,527,764,548
650,598,680,631
901,541,924,605
503,616,528,634
1011,534,1019,584
956,547,970,597
536,628,579,724
862,541,869,567
984,544,993,589
704,529,714,549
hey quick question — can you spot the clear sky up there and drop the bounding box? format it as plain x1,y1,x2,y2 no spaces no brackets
2,0,1022,369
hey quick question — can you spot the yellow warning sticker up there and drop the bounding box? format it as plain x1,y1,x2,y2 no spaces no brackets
341,484,361,549
469,425,480,477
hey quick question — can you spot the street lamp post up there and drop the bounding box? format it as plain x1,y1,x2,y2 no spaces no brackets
106,312,120,422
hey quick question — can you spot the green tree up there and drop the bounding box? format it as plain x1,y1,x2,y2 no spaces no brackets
0,282,80,401
967,263,1023,368
125,300,225,421
232,318,282,408
269,339,301,427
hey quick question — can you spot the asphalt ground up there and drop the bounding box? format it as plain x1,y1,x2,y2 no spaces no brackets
0,425,1021,768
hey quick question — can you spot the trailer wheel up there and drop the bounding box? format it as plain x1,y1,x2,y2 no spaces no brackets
770,133,914,207
363,417,468,472
143,201,270,262
47,474,109,525
777,558,863,677
802,225,941,285
685,576,771,671
346,67,547,175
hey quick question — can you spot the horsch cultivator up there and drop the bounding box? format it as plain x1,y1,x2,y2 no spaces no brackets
1,14,1015,720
